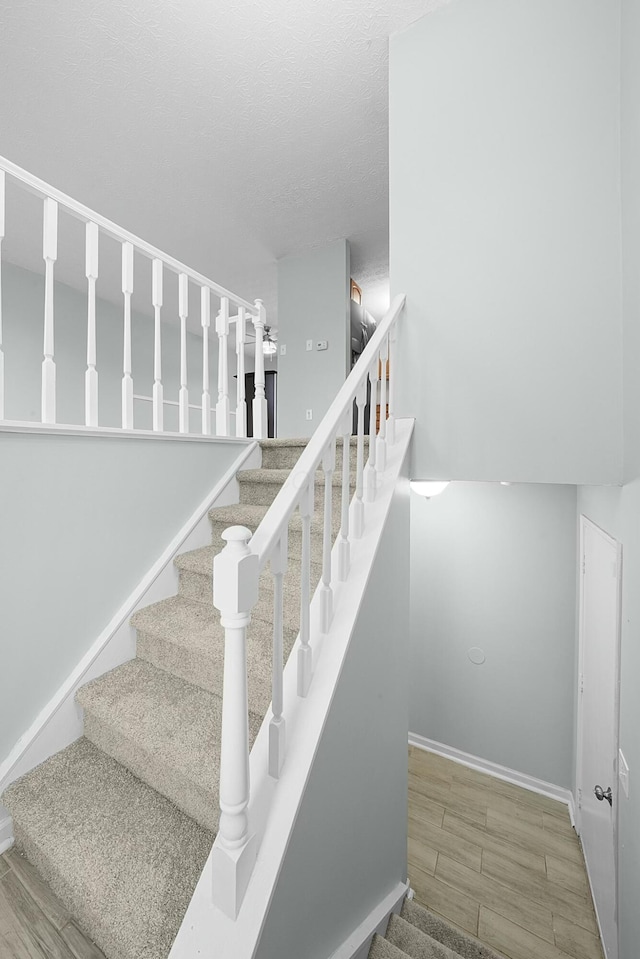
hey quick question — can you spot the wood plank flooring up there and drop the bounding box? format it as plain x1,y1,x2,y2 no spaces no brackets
0,848,105,959
408,746,605,959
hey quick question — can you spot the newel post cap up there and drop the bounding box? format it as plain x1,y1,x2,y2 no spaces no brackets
213,526,259,615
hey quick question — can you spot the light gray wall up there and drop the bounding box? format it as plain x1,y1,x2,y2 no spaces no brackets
277,240,350,438
409,482,577,788
2,261,222,434
0,431,248,766
390,0,622,485
256,482,410,959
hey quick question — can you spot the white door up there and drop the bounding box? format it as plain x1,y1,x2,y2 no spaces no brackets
577,516,621,959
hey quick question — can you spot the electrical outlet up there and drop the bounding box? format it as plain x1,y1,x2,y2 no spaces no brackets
316,339,328,351
306,409,313,421
619,749,630,798
306,339,313,352
280,344,287,356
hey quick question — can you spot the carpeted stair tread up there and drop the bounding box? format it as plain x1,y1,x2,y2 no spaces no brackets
209,501,340,534
131,595,296,707
174,542,322,580
1,738,212,959
369,934,410,959
400,901,506,959
76,659,261,830
386,913,463,959
239,468,355,486
259,436,368,470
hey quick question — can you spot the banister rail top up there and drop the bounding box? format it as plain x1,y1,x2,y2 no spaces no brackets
0,154,257,313
249,292,406,568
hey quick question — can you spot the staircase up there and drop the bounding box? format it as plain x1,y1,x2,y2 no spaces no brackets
370,899,505,959
2,438,358,959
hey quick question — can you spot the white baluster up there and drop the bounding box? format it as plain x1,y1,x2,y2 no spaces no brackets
84,223,99,427
179,273,189,433
353,379,367,538
121,241,134,430
42,198,58,424
152,259,164,432
212,525,259,919
387,323,397,446
376,338,388,472
338,410,352,581
252,299,268,439
269,530,288,779
0,171,5,420
216,296,230,436
235,307,247,438
320,438,336,633
364,362,378,502
297,478,314,697
201,287,211,435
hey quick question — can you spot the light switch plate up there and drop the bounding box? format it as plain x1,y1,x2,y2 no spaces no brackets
316,339,328,351
306,409,313,421
280,344,286,356
306,340,313,351
619,749,630,798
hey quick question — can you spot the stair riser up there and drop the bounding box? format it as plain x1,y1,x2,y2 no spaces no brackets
83,713,220,833
136,626,296,713
260,439,369,471
238,478,349,513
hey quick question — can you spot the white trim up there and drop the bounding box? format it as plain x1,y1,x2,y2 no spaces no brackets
0,420,251,443
409,733,575,819
0,815,14,855
329,881,408,959
0,441,261,809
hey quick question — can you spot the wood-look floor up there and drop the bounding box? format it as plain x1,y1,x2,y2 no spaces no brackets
0,848,105,959
408,746,604,959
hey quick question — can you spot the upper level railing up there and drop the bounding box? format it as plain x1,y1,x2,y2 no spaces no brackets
210,293,405,918
0,156,268,438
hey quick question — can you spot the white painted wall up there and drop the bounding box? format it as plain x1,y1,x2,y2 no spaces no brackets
0,431,247,767
2,261,227,433
255,483,410,959
390,0,622,485
277,240,350,438
409,482,577,789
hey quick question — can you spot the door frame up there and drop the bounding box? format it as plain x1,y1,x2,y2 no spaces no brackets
575,514,622,953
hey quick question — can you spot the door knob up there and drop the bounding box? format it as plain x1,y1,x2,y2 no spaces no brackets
594,785,613,806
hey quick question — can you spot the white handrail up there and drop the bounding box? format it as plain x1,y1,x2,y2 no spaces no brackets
0,155,257,313
249,294,405,568
211,292,405,918
0,155,267,439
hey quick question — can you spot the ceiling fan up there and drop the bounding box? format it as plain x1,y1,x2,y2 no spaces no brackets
247,324,278,357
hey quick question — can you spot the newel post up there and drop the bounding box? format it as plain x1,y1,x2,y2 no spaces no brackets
212,526,259,919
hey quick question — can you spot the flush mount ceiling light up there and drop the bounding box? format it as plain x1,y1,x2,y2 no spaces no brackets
410,480,450,498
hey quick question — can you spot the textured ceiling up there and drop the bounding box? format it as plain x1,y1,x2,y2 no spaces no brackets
0,0,448,324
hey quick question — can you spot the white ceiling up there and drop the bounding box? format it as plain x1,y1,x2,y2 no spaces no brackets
0,0,448,324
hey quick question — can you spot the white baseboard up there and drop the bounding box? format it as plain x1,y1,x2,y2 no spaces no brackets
0,441,261,818
330,882,409,959
0,814,14,855
409,733,575,820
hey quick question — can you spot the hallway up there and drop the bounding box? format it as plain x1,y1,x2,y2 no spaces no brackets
408,747,604,959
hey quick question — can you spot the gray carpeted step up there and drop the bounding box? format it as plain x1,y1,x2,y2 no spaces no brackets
258,437,369,471
400,901,506,959
238,468,355,512
132,594,297,708
1,738,212,959
369,934,409,959
386,913,462,959
174,543,324,623
76,659,261,832
209,502,339,568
